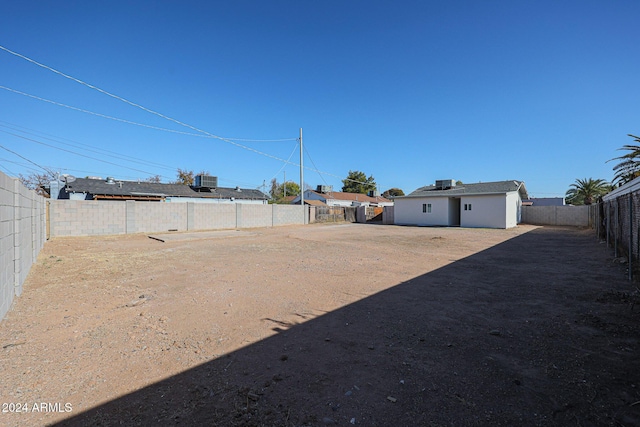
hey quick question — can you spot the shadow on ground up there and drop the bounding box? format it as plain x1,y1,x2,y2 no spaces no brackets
55,227,640,426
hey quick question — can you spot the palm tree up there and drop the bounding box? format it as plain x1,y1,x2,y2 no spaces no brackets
608,134,640,186
565,178,610,205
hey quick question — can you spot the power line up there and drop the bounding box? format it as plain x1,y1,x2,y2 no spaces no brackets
0,86,297,143
0,129,167,178
0,120,278,187
0,45,299,160
222,137,298,142
0,45,380,190
0,85,207,138
303,143,332,188
0,157,42,172
0,144,53,174
0,121,177,172
0,163,17,177
269,143,299,181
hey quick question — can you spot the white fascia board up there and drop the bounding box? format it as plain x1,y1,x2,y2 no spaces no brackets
603,176,640,201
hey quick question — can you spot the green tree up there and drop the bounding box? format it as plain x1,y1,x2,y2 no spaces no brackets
565,178,610,205
269,178,300,202
608,134,640,186
382,188,404,198
342,170,376,194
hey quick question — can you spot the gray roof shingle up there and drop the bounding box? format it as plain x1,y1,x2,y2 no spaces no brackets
399,180,528,199
63,178,267,200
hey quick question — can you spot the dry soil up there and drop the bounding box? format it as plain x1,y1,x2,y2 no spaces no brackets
0,223,639,426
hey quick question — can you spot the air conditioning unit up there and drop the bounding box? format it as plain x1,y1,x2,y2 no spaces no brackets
435,179,456,190
195,175,218,188
316,185,333,193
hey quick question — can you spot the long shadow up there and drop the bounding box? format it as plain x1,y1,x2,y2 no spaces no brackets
55,227,640,426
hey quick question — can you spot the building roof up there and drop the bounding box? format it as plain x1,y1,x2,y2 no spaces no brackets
400,180,528,199
193,186,268,200
63,177,268,200
308,190,392,204
281,195,297,203
602,175,640,202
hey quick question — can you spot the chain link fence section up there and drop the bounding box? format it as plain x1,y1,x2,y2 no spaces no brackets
599,187,640,281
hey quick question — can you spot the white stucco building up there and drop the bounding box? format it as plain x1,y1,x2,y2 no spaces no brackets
393,179,528,229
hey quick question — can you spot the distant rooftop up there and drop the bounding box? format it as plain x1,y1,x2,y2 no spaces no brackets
61,177,268,200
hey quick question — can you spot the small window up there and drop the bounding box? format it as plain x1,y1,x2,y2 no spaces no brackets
464,204,468,211
422,203,427,213
468,204,472,211
427,203,432,213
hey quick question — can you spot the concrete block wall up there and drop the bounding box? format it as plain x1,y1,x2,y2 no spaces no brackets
237,204,272,228
0,172,46,321
272,205,305,226
193,203,237,230
521,205,590,227
49,200,306,237
131,201,187,233
50,200,126,236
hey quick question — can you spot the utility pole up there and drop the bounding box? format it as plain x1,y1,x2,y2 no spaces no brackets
299,128,304,220
283,171,286,198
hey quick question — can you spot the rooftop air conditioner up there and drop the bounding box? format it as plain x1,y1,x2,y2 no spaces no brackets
435,179,456,190
316,185,333,193
195,175,218,188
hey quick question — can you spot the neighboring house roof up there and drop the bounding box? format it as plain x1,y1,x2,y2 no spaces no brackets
309,190,392,204
400,180,528,199
194,186,268,200
603,175,640,202
281,195,297,203
523,197,564,206
62,178,268,200
303,199,327,206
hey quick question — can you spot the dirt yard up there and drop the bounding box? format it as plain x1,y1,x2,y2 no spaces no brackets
1,223,639,426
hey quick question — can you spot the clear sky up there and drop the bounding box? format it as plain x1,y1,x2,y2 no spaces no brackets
1,1,638,197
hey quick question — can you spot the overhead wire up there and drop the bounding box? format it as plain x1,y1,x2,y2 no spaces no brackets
1,45,379,190
0,129,168,178
0,86,297,143
0,143,53,174
0,121,271,186
269,143,299,181
0,163,17,176
0,45,299,162
303,143,332,188
0,121,177,172
0,157,44,176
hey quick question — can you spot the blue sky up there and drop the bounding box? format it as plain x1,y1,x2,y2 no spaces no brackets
1,1,638,197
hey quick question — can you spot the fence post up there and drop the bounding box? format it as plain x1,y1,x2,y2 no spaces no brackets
630,195,633,281
613,199,620,258
606,203,609,246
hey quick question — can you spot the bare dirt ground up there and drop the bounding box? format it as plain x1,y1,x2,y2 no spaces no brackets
1,223,639,426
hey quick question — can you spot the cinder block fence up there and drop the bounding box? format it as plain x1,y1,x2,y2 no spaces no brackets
521,205,592,227
48,200,307,237
0,172,46,321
